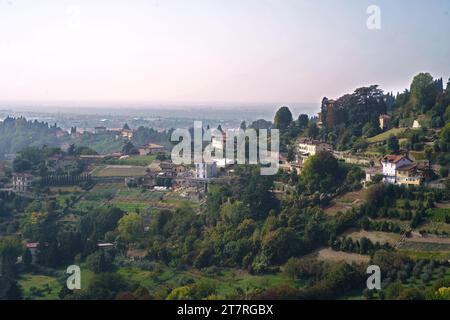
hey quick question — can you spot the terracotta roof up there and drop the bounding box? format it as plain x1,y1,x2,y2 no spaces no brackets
13,173,34,178
160,162,174,169
298,138,329,145
145,143,165,149
381,155,407,164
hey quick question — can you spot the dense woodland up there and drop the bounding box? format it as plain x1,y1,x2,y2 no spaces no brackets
0,118,170,159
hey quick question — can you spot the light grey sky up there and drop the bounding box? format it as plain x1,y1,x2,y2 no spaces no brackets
0,0,449,106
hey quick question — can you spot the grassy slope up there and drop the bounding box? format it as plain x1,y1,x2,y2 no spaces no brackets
367,128,407,143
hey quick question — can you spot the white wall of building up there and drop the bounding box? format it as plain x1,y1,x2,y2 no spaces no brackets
195,162,217,179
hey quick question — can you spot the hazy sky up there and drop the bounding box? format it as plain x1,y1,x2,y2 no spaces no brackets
0,0,449,106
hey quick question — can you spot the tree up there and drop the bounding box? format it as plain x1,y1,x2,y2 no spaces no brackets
123,123,130,130
122,141,138,155
23,248,33,270
67,144,76,156
410,73,436,111
287,145,295,162
410,211,423,228
424,146,433,167
445,105,450,122
440,123,450,145
298,114,309,128
0,117,61,160
249,119,273,130
117,213,144,243
86,273,130,300
0,237,22,268
0,237,23,300
262,227,299,264
274,106,293,130
398,288,425,300
359,237,371,254
220,201,250,225
78,206,125,240
0,277,22,300
189,280,217,299
372,251,410,272
134,286,153,300
235,166,278,219
166,286,192,300
306,122,319,139
255,285,300,300
300,151,346,194
387,135,400,154
86,251,112,273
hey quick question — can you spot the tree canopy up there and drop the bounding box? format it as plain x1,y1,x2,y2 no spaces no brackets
274,106,293,130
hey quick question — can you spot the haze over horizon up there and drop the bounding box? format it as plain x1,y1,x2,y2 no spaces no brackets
1,0,450,107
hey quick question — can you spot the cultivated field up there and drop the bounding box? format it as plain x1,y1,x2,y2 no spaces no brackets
107,155,157,166
436,201,450,209
306,247,370,264
342,229,403,245
399,241,450,252
324,189,367,216
71,183,200,214
405,233,450,245
92,165,148,177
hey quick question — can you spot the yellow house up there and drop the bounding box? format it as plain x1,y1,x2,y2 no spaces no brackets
379,114,391,130
396,164,422,186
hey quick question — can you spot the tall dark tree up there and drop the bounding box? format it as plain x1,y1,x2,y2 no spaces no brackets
300,151,346,194
306,122,319,139
22,248,33,270
122,141,138,155
67,143,76,156
387,135,400,154
274,106,293,130
298,114,309,128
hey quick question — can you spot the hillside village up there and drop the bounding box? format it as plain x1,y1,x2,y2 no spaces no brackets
0,73,449,300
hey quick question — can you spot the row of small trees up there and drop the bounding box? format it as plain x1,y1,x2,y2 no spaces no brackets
35,173,92,187
330,236,393,255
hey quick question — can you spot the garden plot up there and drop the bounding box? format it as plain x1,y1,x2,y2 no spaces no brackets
93,165,148,177
342,229,402,245
324,189,368,216
306,247,370,264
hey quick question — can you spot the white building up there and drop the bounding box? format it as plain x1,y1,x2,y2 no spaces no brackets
211,134,225,153
12,173,34,192
380,155,413,184
195,162,217,179
412,119,422,129
94,126,107,134
297,138,332,161
364,167,382,182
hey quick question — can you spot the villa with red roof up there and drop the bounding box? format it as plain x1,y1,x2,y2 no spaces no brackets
380,155,422,185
